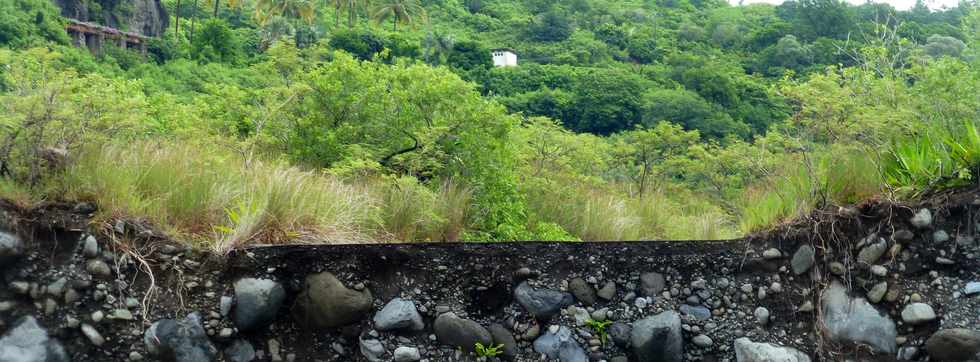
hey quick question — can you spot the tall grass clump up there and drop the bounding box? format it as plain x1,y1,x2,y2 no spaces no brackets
739,148,882,233
214,165,377,251
0,177,35,206
61,142,229,231
56,141,377,252
371,177,473,242
524,178,736,240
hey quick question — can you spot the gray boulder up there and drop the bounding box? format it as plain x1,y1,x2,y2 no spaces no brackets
821,281,896,354
568,278,597,306
433,313,491,353
925,329,980,361
892,229,915,242
897,346,919,361
373,298,424,332
359,338,385,362
597,282,616,301
0,231,23,264
514,282,574,320
910,208,933,229
533,326,588,362
858,238,888,265
393,346,421,362
734,338,811,362
295,272,373,329
900,303,936,325
965,281,980,296
232,278,286,332
85,260,112,279
608,322,632,348
488,323,518,360
0,316,69,362
144,313,217,362
791,245,815,275
679,304,711,321
631,311,683,362
867,282,888,304
81,235,99,258
224,340,255,362
640,272,666,297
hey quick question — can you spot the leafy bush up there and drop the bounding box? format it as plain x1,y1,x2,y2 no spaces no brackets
527,11,574,42
0,0,69,48
882,122,980,192
0,48,148,185
329,28,386,60
192,19,243,64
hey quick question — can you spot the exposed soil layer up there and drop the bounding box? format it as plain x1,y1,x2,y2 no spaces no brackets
0,188,978,361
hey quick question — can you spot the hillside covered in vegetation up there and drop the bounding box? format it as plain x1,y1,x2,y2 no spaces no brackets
0,0,978,249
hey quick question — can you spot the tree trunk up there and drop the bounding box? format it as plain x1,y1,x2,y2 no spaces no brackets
175,0,182,40
348,3,355,28
190,0,199,42
213,0,220,17
393,17,397,31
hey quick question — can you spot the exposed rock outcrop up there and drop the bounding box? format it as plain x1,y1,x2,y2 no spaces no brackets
54,0,168,36
0,317,68,362
294,271,373,329
734,338,811,362
821,280,897,353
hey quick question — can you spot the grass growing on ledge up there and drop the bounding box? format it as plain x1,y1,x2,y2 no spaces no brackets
738,148,882,233
0,178,35,207
56,142,380,252
524,178,737,241
41,141,499,251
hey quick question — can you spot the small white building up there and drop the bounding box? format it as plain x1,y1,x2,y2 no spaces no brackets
491,48,518,67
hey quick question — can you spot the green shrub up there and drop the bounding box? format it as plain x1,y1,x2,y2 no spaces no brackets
0,0,69,48
882,121,980,192
192,19,242,64
328,29,386,60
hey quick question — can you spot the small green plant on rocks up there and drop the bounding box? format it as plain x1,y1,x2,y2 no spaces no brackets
586,319,613,345
474,342,504,358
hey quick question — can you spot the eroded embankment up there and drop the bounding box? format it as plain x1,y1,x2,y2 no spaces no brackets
0,190,978,362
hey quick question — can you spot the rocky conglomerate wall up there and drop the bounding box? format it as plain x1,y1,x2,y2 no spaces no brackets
53,0,168,37
0,194,978,361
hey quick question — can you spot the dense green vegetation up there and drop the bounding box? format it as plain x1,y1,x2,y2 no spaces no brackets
0,0,978,249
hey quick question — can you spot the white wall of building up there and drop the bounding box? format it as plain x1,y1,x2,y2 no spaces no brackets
492,50,518,67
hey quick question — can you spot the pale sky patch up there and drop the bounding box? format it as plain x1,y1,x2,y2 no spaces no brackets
729,0,963,11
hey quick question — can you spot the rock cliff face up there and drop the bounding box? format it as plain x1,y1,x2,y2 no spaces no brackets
0,188,978,361
53,0,168,36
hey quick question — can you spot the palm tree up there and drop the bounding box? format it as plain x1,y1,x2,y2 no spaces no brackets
372,0,426,32
189,0,199,42
329,0,359,27
175,0,182,40
207,0,244,17
330,0,344,26
343,0,367,28
423,31,454,64
255,0,317,24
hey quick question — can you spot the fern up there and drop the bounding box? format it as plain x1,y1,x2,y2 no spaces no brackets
474,342,504,357
585,319,613,345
